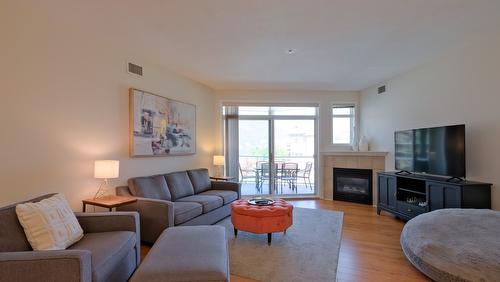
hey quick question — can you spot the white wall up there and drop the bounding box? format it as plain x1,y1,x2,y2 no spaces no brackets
360,33,500,210
214,90,359,198
0,2,216,210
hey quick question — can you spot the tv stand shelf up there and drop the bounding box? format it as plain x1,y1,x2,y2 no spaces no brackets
377,172,491,220
398,187,426,196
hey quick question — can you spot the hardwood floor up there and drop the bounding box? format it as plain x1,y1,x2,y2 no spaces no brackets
141,199,429,282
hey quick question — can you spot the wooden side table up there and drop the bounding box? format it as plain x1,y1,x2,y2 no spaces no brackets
82,195,137,212
210,176,236,181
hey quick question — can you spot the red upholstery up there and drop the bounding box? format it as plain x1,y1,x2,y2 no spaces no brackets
231,199,293,234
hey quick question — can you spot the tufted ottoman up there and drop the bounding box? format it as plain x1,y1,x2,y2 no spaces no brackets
231,199,293,245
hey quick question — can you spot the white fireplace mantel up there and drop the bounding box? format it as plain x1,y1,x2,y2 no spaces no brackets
320,151,388,157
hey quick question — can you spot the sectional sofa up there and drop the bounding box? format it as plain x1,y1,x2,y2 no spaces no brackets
116,168,241,243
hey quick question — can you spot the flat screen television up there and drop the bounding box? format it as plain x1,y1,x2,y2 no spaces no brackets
395,124,465,178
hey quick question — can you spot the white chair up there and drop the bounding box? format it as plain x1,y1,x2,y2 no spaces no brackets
297,162,313,190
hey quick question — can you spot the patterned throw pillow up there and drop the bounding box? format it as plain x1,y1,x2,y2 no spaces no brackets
16,193,83,250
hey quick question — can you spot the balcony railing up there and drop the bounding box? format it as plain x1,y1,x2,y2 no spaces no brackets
238,155,315,195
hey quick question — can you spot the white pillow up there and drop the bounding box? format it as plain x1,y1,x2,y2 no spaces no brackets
16,193,83,250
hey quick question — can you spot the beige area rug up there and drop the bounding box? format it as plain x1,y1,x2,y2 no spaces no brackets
216,207,343,282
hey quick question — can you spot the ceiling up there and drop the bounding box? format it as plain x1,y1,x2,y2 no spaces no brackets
27,0,500,91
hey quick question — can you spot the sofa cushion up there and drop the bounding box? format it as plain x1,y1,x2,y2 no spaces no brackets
173,202,203,225
199,190,238,205
176,195,223,213
187,168,212,194
69,231,136,282
128,175,171,200
165,171,195,201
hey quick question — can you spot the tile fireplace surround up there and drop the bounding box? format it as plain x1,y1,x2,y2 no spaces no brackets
321,152,387,205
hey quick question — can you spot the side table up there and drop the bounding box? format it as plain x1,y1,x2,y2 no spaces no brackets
82,195,137,212
210,176,236,181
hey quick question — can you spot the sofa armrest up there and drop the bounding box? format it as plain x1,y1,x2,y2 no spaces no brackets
116,185,132,196
116,197,174,244
0,250,91,282
74,212,140,265
211,181,241,199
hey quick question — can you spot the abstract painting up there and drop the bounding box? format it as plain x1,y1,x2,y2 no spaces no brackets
129,88,196,156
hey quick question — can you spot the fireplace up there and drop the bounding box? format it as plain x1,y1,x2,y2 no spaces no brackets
333,168,373,205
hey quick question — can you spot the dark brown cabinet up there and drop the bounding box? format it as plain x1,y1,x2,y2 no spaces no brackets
378,175,397,210
378,175,388,207
387,177,397,209
377,172,491,220
428,182,462,210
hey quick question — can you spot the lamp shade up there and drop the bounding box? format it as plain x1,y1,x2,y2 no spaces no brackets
94,160,119,179
213,155,225,166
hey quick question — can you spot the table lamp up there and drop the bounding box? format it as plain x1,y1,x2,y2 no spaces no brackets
93,160,119,199
213,155,225,177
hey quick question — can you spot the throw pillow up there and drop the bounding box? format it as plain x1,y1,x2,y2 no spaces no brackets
15,193,83,250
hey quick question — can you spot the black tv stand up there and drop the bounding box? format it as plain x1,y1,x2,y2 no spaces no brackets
395,170,412,175
377,171,491,220
446,176,465,183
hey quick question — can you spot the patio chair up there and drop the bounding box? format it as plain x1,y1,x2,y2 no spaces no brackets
258,162,279,192
239,163,259,193
239,163,256,183
297,162,313,190
280,163,299,194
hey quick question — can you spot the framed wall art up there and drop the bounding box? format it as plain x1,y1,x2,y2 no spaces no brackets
129,88,196,157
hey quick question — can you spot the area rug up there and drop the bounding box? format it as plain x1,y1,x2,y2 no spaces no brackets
216,207,343,282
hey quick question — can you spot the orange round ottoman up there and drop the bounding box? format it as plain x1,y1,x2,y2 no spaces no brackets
231,199,293,245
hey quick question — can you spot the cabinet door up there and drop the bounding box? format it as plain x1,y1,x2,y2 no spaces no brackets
387,176,397,210
428,182,444,211
378,175,388,207
443,185,461,208
428,182,462,210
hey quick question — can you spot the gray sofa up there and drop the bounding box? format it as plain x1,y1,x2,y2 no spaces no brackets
116,168,241,243
0,194,140,282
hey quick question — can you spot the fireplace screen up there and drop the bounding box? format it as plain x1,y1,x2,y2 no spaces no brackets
333,168,373,205
336,177,370,195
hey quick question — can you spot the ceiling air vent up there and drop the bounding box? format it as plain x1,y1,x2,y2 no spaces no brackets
377,85,386,94
127,62,143,77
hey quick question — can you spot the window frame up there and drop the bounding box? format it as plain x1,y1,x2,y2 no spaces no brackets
221,103,320,197
235,106,317,117
331,104,356,146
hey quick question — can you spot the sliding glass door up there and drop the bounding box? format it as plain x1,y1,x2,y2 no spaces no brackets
226,106,317,197
238,120,272,195
274,119,315,195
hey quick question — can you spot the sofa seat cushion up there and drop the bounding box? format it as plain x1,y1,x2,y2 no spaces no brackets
128,175,171,200
199,190,238,205
187,169,212,194
165,171,195,201
177,195,223,213
173,202,203,225
69,231,136,282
